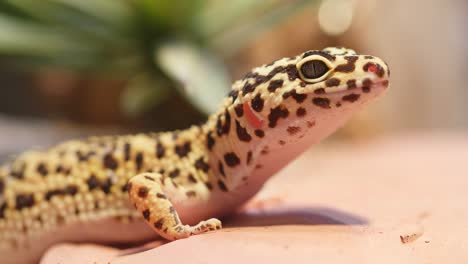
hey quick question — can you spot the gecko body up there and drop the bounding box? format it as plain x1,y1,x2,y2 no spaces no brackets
0,47,390,263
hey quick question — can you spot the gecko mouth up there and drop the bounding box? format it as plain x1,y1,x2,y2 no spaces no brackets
313,79,389,95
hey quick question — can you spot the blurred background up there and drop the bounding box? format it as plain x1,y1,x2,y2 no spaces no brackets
0,0,466,159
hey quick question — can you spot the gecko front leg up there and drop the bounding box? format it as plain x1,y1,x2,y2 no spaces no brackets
127,173,222,240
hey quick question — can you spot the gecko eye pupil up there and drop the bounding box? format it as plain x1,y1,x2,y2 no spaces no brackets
300,60,330,80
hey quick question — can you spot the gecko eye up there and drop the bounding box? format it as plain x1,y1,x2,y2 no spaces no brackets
301,60,329,79
297,56,332,83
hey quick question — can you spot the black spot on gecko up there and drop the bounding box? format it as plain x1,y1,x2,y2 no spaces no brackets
154,218,164,229
45,190,61,200
228,89,238,102
144,175,155,181
325,78,340,87
10,170,24,179
0,203,6,219
362,78,372,93
255,75,270,85
169,206,176,213
36,163,48,176
242,82,255,95
205,182,213,190
188,174,197,183
267,66,285,78
235,120,252,142
55,165,64,174
382,80,389,87
216,110,231,136
283,89,307,103
121,183,129,192
247,151,253,165
234,104,244,117
186,191,196,197
334,56,358,73
137,186,149,198
65,185,79,196
342,93,360,103
156,193,167,199
268,105,289,128
169,169,180,178
103,153,118,170
217,180,228,192
254,129,265,138
243,71,259,80
347,79,357,89
175,142,191,158
224,152,240,167
195,157,210,172
87,174,99,190
287,126,301,135
296,107,306,117
156,142,165,158
135,152,144,171
76,150,94,162
218,161,225,177
15,194,35,210
101,178,112,194
284,64,299,81
312,97,331,109
206,132,215,151
267,79,284,92
124,143,131,161
363,78,372,87
251,94,264,112
142,209,150,220
314,88,325,94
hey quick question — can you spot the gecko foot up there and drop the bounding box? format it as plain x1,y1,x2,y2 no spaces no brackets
128,173,222,240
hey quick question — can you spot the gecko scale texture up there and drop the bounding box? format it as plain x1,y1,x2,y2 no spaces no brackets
0,47,390,263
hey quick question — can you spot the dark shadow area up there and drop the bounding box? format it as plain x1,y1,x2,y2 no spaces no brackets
223,206,368,227
49,206,368,259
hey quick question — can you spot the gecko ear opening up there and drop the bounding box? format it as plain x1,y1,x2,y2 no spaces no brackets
297,55,333,83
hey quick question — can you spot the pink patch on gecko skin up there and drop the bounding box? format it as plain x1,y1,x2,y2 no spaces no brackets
367,64,377,73
243,102,263,129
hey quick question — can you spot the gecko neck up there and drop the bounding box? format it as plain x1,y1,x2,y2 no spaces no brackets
198,98,359,196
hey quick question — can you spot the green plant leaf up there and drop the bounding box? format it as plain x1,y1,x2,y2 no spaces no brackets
48,0,132,27
0,14,98,56
132,0,206,34
209,0,317,56
2,0,135,47
121,73,172,116
196,0,281,37
155,41,230,115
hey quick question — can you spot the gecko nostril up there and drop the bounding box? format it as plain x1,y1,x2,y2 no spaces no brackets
363,62,385,78
367,64,377,73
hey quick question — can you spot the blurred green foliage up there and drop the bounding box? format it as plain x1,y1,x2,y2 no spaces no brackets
0,0,315,118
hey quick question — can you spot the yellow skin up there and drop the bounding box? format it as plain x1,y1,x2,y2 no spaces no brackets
0,47,390,263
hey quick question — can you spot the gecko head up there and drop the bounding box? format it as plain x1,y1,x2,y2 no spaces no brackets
208,47,389,190
230,47,390,148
